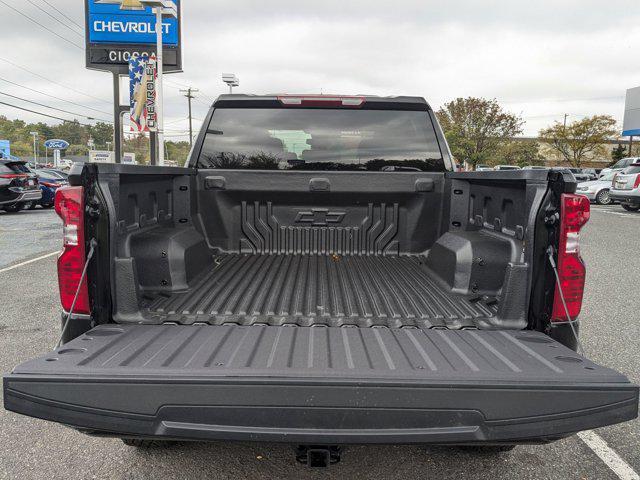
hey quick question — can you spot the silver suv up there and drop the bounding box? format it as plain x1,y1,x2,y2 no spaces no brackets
609,163,640,211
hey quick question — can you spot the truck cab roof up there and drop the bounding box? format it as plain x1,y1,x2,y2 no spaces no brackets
212,94,432,111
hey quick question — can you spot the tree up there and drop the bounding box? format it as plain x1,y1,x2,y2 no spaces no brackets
436,97,523,169
89,122,114,149
165,140,190,164
611,144,627,163
495,140,545,168
123,134,150,165
539,115,617,168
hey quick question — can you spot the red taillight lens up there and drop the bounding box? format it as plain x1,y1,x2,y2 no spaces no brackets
551,193,590,322
634,175,640,189
55,186,90,314
0,174,27,179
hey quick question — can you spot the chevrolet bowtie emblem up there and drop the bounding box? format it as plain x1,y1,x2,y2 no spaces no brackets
95,0,145,10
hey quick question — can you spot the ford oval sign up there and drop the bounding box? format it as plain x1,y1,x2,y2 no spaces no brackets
44,139,70,150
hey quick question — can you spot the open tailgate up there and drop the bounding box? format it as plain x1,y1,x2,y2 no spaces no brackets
4,324,638,444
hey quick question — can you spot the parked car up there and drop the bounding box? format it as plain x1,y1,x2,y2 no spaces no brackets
475,164,492,171
0,158,42,212
566,168,591,182
522,165,548,170
581,168,598,181
4,94,638,466
493,164,521,170
600,157,639,178
550,167,590,182
38,168,69,181
576,171,617,205
30,169,68,209
609,163,640,211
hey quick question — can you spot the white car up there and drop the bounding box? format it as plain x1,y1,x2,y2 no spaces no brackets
599,157,639,178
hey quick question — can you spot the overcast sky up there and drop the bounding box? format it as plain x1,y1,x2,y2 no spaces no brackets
0,0,638,140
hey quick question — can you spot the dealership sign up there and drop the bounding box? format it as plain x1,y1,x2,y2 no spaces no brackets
84,0,182,74
44,139,70,149
622,86,640,137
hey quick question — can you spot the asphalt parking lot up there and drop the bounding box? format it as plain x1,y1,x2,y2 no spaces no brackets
1,205,639,480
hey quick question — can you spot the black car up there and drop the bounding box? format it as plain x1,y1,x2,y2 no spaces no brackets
0,158,42,212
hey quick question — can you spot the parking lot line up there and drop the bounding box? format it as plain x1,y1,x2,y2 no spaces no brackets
0,250,59,274
578,430,639,480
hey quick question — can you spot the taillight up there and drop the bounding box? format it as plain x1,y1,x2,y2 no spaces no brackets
634,175,640,189
55,186,90,314
277,95,365,108
551,194,590,322
0,174,27,179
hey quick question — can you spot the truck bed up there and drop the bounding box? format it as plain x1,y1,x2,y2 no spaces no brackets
5,324,637,444
140,254,498,328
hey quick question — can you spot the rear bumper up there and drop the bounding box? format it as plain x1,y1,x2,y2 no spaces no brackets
4,376,637,444
0,189,42,205
610,189,640,204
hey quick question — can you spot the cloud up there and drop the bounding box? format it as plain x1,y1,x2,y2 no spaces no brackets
0,0,638,137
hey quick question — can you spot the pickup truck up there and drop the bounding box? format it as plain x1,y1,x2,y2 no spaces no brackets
4,95,638,467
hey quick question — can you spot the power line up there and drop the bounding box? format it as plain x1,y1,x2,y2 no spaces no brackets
0,0,83,50
165,79,216,102
39,0,84,31
0,57,110,104
0,100,94,126
0,91,112,123
0,76,111,116
25,0,84,38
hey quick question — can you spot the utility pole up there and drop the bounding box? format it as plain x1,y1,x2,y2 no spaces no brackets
180,87,199,147
563,114,568,130
29,131,38,165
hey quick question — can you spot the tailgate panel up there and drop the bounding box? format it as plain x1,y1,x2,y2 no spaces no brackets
4,325,638,444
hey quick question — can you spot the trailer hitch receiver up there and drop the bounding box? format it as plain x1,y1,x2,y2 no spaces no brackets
295,445,342,468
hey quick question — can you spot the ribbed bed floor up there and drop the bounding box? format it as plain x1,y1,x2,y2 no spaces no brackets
141,254,499,328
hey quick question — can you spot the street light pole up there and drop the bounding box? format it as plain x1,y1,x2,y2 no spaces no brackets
222,73,240,94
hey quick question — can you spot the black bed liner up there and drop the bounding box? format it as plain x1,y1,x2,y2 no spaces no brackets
5,324,637,444
140,254,497,328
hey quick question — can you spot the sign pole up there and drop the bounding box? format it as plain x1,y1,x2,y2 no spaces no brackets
155,6,165,167
150,132,158,166
113,72,122,164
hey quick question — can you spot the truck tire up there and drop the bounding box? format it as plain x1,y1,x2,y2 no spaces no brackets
121,438,172,448
622,204,640,212
595,189,611,205
2,203,24,213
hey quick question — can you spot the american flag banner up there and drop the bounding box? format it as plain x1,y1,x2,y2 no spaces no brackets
129,54,157,132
